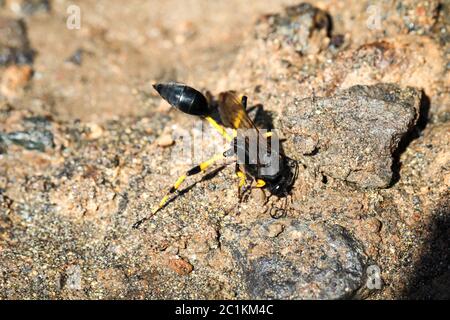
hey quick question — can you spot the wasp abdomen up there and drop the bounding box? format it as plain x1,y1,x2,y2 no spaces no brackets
153,82,210,116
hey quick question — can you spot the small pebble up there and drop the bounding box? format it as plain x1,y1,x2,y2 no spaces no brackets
366,217,382,233
165,246,179,255
167,257,193,275
66,48,83,66
251,187,266,204
156,134,174,147
1,64,33,99
86,123,104,140
266,222,284,238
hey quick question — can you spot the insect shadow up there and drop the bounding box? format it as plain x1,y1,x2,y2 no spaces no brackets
161,165,227,209
391,91,430,186
403,199,450,299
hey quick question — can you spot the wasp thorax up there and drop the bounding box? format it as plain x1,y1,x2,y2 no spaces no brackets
153,82,210,116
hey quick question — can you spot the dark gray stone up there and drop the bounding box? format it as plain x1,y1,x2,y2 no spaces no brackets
255,2,330,55
19,0,51,16
222,218,367,299
281,83,422,188
4,129,54,151
0,17,34,65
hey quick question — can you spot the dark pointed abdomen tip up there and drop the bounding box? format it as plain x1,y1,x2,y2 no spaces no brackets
153,83,162,93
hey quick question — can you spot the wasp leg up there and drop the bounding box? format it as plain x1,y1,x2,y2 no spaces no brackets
236,168,255,203
269,196,288,219
133,151,230,229
235,165,247,201
255,179,266,188
207,119,272,144
204,116,233,142
203,90,241,140
239,178,267,205
241,180,254,203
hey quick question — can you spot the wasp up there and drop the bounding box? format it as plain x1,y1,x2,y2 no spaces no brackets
133,82,298,228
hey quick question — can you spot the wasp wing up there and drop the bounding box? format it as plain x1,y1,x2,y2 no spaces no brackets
218,91,271,174
217,91,258,130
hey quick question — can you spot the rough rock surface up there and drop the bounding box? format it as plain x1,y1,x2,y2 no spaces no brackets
281,83,422,188
0,16,34,65
0,1,449,300
222,219,366,299
6,1,51,16
255,3,331,56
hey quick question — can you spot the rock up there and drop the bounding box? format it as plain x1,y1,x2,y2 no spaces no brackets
62,265,82,290
1,64,33,99
7,0,51,16
156,134,174,147
251,187,266,203
265,222,283,238
0,112,55,151
221,219,366,299
225,3,448,124
392,0,441,35
256,3,330,55
0,192,14,240
0,17,34,65
325,0,442,46
3,129,54,151
281,83,422,188
323,37,448,122
66,48,83,66
167,257,193,275
366,217,382,233
0,138,6,154
86,123,104,140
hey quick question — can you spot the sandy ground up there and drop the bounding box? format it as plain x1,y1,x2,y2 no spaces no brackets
0,0,449,299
